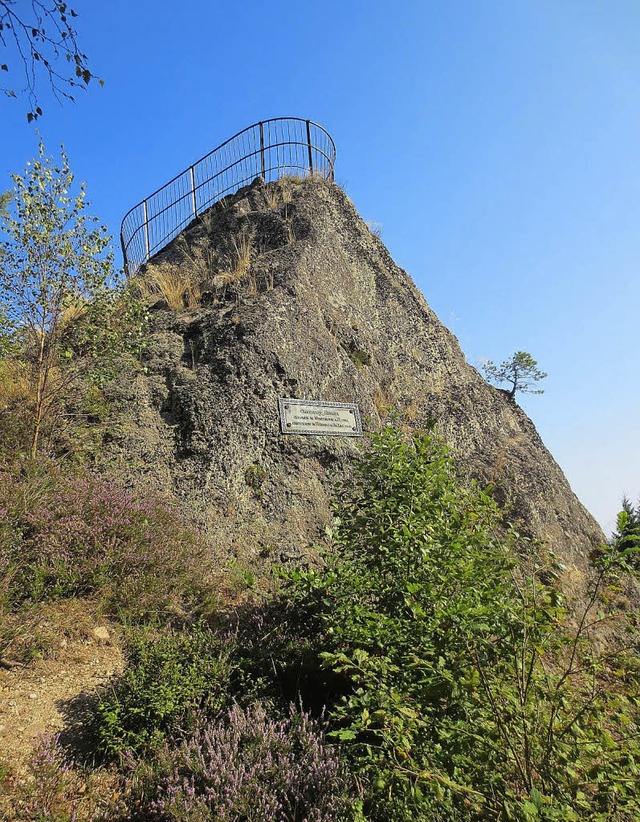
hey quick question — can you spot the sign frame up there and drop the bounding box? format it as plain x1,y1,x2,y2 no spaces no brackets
278,398,363,437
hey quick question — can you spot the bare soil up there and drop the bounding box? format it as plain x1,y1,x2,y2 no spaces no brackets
0,626,123,778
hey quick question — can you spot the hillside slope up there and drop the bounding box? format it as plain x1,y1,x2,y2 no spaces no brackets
104,176,604,582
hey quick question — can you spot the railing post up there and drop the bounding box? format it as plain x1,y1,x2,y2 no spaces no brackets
142,199,150,262
306,119,314,176
259,122,266,180
190,165,197,218
121,236,129,278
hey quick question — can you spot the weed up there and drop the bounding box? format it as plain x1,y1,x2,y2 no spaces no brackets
245,463,267,496
230,225,255,281
213,226,256,297
263,183,281,210
348,347,371,368
403,401,419,421
373,388,391,417
365,220,383,238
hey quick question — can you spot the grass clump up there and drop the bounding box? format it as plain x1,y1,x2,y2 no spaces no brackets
133,260,203,310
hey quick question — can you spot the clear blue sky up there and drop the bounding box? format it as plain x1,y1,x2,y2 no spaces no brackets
2,0,638,534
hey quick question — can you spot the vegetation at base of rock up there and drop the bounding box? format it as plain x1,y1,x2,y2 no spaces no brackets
125,703,354,821
0,461,215,638
270,427,640,820
92,622,232,759
1,425,639,819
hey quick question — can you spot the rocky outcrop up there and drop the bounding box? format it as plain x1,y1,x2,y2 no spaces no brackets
104,176,605,583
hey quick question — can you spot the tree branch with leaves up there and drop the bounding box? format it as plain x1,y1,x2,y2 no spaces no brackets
0,1,101,121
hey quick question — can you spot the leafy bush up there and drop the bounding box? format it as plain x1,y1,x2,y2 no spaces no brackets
127,702,354,821
277,426,640,821
93,622,232,759
0,462,213,622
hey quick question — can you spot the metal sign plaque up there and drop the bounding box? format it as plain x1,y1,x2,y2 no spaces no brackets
279,398,363,437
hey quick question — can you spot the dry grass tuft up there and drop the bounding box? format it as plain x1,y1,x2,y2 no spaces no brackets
133,263,201,310
403,401,420,421
263,184,280,210
0,359,33,408
214,227,256,294
59,302,88,329
279,178,294,205
373,388,391,418
231,226,254,280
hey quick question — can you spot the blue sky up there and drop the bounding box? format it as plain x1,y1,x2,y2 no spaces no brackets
2,0,638,534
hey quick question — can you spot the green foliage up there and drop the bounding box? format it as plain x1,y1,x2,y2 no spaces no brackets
92,622,231,759
0,142,148,460
347,345,372,368
611,497,640,569
0,306,17,357
0,140,114,456
483,350,547,399
0,140,113,332
278,426,640,821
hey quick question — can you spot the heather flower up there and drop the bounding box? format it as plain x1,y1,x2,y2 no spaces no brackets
5,733,124,820
136,702,354,821
0,464,212,621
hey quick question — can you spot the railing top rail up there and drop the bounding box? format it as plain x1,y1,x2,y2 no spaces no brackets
120,117,336,275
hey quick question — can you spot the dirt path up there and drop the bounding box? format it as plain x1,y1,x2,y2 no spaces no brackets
0,627,123,777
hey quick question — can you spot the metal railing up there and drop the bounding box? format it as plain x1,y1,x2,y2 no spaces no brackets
120,117,336,275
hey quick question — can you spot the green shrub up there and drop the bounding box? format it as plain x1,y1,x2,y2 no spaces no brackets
277,426,640,821
93,621,231,759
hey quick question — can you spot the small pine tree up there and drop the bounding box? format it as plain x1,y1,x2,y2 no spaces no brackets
482,350,547,399
612,497,640,566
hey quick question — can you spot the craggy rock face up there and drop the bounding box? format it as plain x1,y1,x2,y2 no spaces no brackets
105,177,605,584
